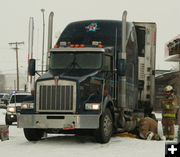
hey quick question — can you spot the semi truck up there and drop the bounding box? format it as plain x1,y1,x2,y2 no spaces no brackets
17,11,156,143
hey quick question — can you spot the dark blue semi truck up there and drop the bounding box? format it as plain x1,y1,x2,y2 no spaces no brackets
18,11,156,143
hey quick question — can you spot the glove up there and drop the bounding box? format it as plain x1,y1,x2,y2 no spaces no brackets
147,132,154,140
160,135,166,141
153,134,161,141
165,104,170,109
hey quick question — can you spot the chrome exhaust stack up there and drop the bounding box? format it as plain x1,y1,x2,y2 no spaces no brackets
119,10,127,108
46,12,54,71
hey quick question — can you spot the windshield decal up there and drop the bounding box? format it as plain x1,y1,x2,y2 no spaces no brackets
85,23,100,32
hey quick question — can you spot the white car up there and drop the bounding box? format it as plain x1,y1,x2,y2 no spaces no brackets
6,92,31,125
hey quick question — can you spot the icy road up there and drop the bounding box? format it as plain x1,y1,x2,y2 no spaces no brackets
0,109,178,157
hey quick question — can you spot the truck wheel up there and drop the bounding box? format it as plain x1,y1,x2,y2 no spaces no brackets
95,108,113,143
5,114,12,125
24,128,44,141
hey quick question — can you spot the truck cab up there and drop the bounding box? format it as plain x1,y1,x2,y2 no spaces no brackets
18,12,156,143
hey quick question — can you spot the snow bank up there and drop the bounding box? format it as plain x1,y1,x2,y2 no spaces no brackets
0,108,6,124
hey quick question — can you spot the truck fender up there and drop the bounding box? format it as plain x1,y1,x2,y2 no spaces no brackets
102,95,114,113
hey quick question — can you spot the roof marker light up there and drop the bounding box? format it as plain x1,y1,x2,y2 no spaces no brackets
60,41,67,46
70,44,74,47
80,44,85,47
54,45,58,48
98,44,103,48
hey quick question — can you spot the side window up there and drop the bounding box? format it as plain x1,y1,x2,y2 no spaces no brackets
135,26,145,57
103,55,112,71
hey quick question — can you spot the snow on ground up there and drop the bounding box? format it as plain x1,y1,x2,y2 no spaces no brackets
0,109,178,157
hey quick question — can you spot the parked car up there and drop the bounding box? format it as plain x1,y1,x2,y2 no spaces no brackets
0,93,10,104
6,92,31,125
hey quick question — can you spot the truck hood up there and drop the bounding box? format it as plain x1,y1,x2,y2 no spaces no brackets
38,70,100,83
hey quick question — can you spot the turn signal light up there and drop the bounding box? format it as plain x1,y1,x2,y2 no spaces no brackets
104,90,108,95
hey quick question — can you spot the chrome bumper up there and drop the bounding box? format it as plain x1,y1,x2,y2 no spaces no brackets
17,114,100,129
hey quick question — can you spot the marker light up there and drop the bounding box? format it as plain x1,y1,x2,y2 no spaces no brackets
92,41,102,46
98,44,103,48
80,44,85,47
54,45,58,48
70,44,74,47
75,44,79,47
60,41,67,46
104,90,108,95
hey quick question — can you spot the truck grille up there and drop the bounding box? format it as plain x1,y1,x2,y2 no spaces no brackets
16,106,21,112
36,80,76,112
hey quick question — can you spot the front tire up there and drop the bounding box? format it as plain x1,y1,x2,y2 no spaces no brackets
95,108,113,143
24,128,44,141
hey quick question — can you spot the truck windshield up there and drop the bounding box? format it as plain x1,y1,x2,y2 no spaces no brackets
50,52,102,70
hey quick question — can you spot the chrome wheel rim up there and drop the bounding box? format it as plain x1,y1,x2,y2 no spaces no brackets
103,114,112,137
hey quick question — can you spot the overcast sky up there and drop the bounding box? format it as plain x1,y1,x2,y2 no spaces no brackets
0,0,179,75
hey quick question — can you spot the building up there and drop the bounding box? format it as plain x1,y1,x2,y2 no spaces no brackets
0,73,27,93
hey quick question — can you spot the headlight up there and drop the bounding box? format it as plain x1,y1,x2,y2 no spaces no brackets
85,103,100,110
7,106,16,113
21,103,34,109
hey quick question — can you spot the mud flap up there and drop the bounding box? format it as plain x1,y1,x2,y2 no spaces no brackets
0,125,9,141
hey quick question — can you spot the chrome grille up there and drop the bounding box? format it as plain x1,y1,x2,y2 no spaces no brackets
16,106,21,112
36,80,76,112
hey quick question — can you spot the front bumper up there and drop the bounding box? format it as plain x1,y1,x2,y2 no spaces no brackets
17,114,100,129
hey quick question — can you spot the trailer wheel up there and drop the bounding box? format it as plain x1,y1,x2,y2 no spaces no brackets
5,114,12,125
24,128,44,141
95,108,113,143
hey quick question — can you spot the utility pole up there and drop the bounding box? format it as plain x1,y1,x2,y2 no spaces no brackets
41,8,45,74
9,42,24,91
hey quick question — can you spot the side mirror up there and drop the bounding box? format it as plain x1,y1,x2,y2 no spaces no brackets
29,59,36,76
117,59,126,76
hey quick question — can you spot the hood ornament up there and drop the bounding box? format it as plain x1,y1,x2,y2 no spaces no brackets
54,76,59,85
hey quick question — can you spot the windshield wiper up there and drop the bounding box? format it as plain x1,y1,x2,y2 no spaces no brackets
66,54,82,69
